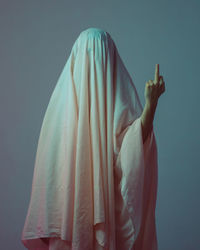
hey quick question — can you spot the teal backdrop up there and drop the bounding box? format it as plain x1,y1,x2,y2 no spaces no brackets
0,0,199,249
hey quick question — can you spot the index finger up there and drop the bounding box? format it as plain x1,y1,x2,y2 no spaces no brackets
154,64,159,83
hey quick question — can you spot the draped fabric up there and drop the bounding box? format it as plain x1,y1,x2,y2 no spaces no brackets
21,27,158,250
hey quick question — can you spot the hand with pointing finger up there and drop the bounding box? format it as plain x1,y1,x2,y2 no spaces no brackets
144,64,165,106
141,64,165,143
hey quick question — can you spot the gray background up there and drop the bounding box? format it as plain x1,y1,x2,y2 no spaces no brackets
1,0,199,249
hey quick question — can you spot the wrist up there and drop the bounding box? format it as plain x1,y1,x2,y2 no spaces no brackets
145,99,158,109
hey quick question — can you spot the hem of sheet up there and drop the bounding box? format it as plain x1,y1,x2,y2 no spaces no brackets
22,116,157,250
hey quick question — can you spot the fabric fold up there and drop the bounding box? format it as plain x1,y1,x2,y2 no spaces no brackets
114,116,158,250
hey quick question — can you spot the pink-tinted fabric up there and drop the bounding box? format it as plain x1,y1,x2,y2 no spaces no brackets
21,27,158,250
114,117,158,250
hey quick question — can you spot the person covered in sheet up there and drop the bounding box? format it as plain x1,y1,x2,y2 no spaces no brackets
21,27,165,250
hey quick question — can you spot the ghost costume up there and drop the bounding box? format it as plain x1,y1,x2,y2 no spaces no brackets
21,27,158,250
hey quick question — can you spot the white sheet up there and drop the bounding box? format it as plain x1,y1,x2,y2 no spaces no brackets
21,27,158,250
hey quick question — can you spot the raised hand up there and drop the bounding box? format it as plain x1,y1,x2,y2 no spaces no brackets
144,64,165,105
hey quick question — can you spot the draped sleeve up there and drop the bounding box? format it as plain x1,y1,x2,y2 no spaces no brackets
114,116,158,250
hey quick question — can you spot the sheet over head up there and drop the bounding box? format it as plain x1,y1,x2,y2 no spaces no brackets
21,27,158,250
